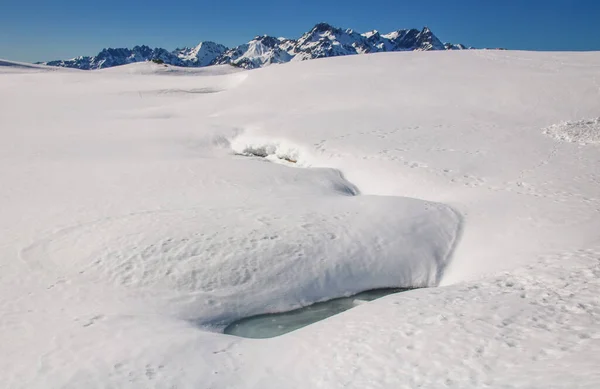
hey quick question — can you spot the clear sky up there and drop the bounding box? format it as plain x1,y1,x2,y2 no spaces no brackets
1,0,599,63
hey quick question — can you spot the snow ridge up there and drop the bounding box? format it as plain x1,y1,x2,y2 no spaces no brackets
41,23,472,70
230,132,463,285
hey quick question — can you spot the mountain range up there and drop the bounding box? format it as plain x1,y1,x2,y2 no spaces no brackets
41,23,472,70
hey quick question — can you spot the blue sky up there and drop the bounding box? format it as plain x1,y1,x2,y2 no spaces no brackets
1,0,599,62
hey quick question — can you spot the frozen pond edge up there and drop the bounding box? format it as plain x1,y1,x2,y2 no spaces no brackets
224,288,410,338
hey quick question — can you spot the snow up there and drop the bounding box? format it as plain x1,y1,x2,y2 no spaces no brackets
1,49,600,388
97,61,245,77
0,59,77,73
543,117,600,145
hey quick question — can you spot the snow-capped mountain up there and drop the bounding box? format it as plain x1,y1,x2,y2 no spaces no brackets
212,36,294,69
44,46,185,70
43,43,227,70
41,23,472,70
174,42,228,67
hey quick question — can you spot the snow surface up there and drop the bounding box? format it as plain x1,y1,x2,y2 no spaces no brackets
543,117,600,145
175,42,228,67
1,50,600,388
0,59,79,73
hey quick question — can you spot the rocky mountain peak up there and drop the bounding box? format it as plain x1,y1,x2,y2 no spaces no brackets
41,24,472,70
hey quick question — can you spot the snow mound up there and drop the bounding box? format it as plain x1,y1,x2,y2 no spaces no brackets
21,198,460,325
105,65,249,97
231,135,309,166
543,117,600,145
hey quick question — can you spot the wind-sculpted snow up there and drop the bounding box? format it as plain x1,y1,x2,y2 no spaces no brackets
21,191,459,326
1,50,600,388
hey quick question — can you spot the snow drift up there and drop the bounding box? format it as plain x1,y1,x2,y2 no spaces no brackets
1,49,600,388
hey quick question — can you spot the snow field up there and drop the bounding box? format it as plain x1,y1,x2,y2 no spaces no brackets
1,49,600,388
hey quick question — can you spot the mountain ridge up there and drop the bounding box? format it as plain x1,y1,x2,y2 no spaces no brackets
41,23,473,70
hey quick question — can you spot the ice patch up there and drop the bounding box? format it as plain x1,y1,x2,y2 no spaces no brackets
20,197,460,327
543,117,600,145
223,288,407,338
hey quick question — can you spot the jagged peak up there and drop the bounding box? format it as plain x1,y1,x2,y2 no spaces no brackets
249,35,281,47
196,41,226,48
417,27,438,40
312,22,337,32
382,28,414,40
305,22,347,38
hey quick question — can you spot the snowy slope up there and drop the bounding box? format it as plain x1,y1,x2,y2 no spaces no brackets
1,50,600,388
0,59,80,73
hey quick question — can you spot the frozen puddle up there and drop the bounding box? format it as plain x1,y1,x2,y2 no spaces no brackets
224,288,408,338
